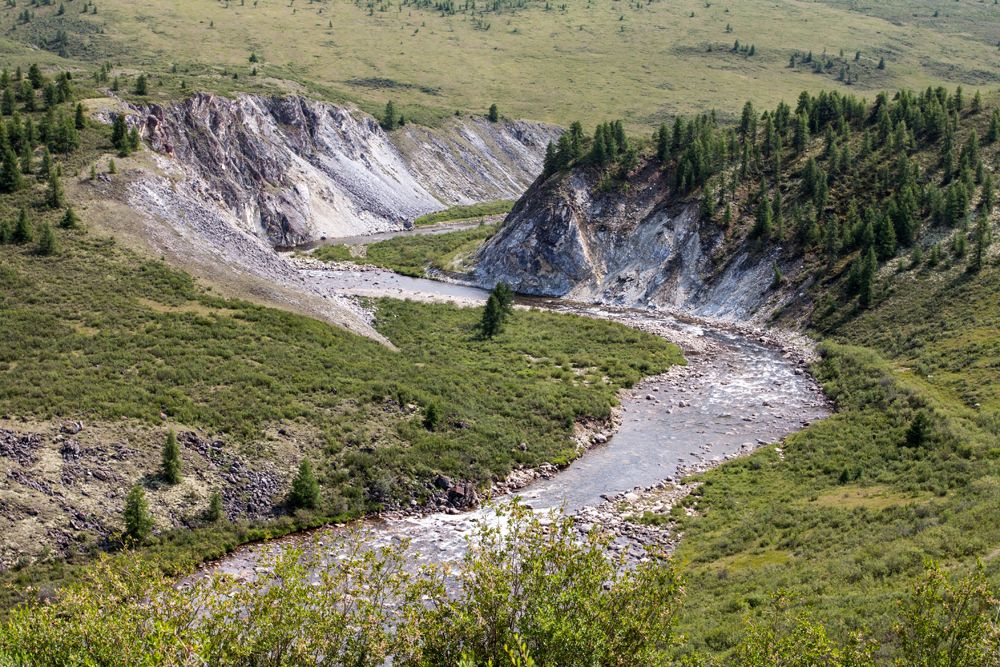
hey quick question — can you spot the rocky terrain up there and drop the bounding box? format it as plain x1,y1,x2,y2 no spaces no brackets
472,163,805,322
0,420,307,568
78,94,556,340
137,94,559,247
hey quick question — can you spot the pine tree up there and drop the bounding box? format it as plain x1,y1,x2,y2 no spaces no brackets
123,484,154,543
905,412,932,447
1,146,23,192
206,491,224,523
751,195,773,241
656,123,669,162
479,293,504,339
877,56,886,70
161,429,181,484
111,114,129,155
288,459,319,510
0,218,10,245
858,246,877,309
134,74,148,96
423,403,440,431
46,170,64,209
982,173,995,213
60,206,78,229
987,110,1000,144
487,103,499,122
12,208,31,244
971,212,992,272
74,102,85,129
381,100,397,131
36,222,56,256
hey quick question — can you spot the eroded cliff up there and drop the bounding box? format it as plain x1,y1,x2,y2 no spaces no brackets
473,163,804,322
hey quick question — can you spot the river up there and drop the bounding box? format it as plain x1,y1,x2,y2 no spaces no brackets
205,264,829,579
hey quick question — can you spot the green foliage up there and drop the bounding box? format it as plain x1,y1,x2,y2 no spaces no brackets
488,103,499,122
11,208,32,244
122,485,153,544
287,460,320,510
205,490,223,523
411,200,513,226
314,224,498,277
422,402,440,431
35,222,56,256
479,282,514,339
161,429,181,484
893,561,1000,667
406,503,684,667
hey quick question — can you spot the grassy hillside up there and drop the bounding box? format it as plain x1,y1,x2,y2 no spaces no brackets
2,0,999,129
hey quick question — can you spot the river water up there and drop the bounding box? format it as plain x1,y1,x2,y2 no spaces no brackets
207,265,829,578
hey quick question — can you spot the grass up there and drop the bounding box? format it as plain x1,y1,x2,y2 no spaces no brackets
2,0,999,130
412,200,513,226
313,223,496,276
673,263,1000,659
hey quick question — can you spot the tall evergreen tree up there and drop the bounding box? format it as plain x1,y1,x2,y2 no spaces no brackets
381,100,397,131
288,460,320,510
123,484,154,543
161,429,181,484
971,213,991,272
46,170,64,209
487,103,499,122
36,222,56,256
1,146,23,192
859,247,877,309
12,208,31,244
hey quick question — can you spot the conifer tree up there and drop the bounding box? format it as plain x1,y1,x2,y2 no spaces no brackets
858,246,877,309
134,74,148,96
487,103,499,122
123,484,154,543
981,173,995,213
161,429,181,484
74,102,85,129
381,100,397,131
36,222,56,256
60,206,78,229
206,491,224,523
46,170,64,209
12,208,31,244
288,459,319,510
1,146,23,192
971,213,991,272
656,123,669,162
111,114,129,155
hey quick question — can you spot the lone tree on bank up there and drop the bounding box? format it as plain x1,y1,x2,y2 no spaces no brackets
479,282,514,339
488,103,499,122
161,429,181,484
288,459,319,510
123,484,153,543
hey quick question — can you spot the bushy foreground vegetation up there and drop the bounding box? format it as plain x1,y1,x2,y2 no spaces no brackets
1,505,996,666
313,223,496,276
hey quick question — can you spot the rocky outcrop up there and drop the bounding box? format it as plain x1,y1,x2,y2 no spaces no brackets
473,163,802,322
138,94,560,247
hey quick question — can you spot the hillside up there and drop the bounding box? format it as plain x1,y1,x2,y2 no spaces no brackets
0,61,683,599
2,0,999,129
469,87,1000,658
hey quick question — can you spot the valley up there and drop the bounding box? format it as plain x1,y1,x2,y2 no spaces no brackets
0,3,998,662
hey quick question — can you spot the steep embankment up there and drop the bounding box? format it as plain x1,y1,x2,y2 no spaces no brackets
473,165,788,321
81,94,557,337
139,94,558,247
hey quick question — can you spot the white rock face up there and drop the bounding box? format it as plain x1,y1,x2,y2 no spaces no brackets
473,164,800,322
139,94,560,246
